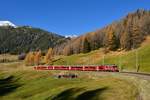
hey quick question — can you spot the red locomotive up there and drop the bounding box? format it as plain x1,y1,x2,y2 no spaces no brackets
34,65,119,72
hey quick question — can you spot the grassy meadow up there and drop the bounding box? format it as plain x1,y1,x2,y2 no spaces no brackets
0,70,141,100
0,38,150,100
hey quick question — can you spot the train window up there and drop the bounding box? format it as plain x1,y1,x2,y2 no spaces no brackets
112,66,117,68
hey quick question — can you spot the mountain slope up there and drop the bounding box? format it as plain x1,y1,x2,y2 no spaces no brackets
54,9,150,55
0,26,67,54
53,36,150,72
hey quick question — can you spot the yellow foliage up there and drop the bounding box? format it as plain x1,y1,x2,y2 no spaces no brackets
44,48,53,64
24,50,42,66
34,50,41,65
24,52,35,66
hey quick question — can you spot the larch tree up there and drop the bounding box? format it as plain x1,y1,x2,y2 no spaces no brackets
24,52,35,66
44,48,53,64
120,30,132,50
106,30,117,51
34,50,42,65
130,24,143,49
83,37,91,53
63,45,73,56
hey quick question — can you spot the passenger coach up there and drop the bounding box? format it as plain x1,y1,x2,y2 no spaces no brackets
34,65,119,72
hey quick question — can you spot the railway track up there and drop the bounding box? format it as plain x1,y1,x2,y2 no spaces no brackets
119,71,150,76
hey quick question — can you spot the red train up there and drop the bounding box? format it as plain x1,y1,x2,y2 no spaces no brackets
34,65,119,72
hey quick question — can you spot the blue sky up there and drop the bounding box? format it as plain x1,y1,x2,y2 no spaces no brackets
0,0,149,36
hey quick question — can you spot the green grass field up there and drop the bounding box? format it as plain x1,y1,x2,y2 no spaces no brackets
0,70,140,100
0,38,150,100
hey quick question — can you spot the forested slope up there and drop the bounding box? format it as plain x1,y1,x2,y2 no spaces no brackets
54,9,150,55
0,26,68,54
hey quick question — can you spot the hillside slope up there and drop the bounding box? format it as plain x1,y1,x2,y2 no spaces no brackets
53,36,150,72
54,9,150,55
0,26,68,54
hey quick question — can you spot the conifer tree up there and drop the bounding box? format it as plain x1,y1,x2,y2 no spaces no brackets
25,52,35,66
130,24,143,48
83,38,91,53
34,50,41,65
44,48,53,64
106,30,117,50
120,31,132,50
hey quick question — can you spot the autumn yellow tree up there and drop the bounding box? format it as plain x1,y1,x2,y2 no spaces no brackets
34,50,41,65
106,29,117,51
25,52,35,66
44,48,53,64
130,24,143,49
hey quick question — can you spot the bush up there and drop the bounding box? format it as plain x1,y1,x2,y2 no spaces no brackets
18,53,26,60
